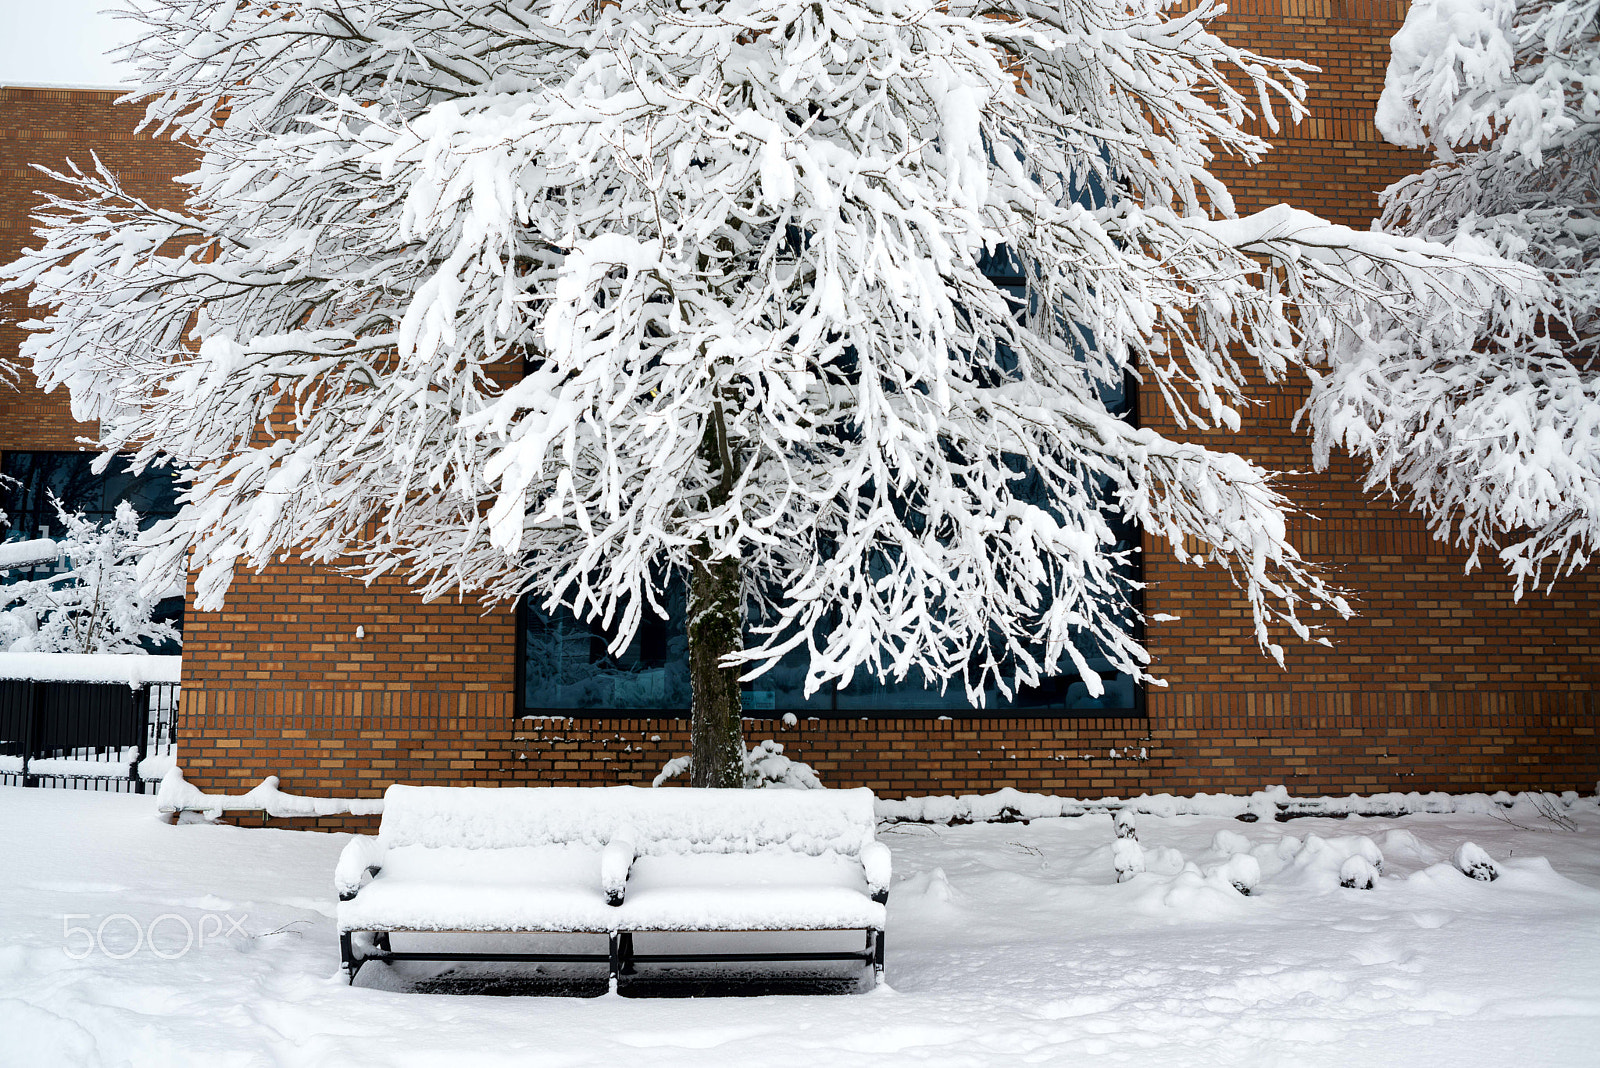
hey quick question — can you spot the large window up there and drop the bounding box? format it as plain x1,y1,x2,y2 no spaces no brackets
519,572,1140,718
518,247,1143,717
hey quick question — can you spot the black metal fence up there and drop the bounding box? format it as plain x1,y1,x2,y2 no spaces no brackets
0,680,179,793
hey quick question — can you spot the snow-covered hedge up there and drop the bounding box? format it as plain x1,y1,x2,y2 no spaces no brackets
875,784,1592,824
154,773,1594,827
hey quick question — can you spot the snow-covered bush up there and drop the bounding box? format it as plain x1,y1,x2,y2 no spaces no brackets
1339,854,1379,890
1114,809,1139,841
1454,841,1501,882
653,738,823,790
1113,837,1146,883
1214,853,1261,895
1303,0,1600,596
0,0,1533,783
1212,829,1252,855
0,500,180,654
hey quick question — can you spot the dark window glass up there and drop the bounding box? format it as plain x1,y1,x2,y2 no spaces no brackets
1,451,180,542
520,534,1139,716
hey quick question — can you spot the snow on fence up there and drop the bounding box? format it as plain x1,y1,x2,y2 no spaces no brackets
0,652,181,686
0,538,63,571
0,653,181,794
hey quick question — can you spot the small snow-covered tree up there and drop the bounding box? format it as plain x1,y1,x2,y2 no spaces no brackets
2,0,1529,784
0,500,182,654
1302,0,1599,596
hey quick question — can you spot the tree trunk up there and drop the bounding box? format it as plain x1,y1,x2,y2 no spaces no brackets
687,548,744,787
686,402,745,788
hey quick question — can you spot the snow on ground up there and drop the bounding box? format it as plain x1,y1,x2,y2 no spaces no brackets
2,786,1599,1067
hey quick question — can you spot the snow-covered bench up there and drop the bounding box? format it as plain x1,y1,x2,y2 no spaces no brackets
335,784,891,990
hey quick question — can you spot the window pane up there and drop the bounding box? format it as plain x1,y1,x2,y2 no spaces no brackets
521,588,691,711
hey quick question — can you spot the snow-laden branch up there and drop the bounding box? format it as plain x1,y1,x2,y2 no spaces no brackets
1303,0,1599,596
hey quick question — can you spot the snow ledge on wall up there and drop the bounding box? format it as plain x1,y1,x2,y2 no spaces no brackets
157,769,384,820
878,784,1594,824
151,772,1593,827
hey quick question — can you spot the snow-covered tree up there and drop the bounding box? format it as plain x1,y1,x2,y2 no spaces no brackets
1302,0,1598,596
2,0,1529,784
0,500,182,654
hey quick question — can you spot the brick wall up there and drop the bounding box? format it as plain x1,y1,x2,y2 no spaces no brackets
0,87,195,448
3,21,1595,816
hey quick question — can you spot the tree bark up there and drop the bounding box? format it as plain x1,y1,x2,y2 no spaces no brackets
687,403,745,788
688,547,744,787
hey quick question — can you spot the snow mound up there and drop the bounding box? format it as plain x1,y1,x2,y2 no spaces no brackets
157,769,383,819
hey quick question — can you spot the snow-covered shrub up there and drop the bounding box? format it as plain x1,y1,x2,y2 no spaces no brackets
652,739,823,790
741,739,823,790
1454,842,1501,882
1212,829,1252,856
1340,855,1379,890
1271,834,1388,892
1213,854,1262,896
1113,837,1146,883
0,500,179,654
1114,809,1139,841
1355,836,1385,875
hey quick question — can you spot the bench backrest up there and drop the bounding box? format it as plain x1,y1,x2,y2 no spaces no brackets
379,784,878,857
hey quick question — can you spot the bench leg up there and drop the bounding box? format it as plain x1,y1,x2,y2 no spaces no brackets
619,932,636,977
607,931,620,994
339,931,361,985
871,929,885,988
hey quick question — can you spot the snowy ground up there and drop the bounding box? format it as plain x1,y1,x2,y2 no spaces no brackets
3,787,1599,1066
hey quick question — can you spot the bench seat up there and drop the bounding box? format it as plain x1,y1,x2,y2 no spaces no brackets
613,852,885,932
339,844,616,933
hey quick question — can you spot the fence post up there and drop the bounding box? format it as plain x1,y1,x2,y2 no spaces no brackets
21,680,39,788
130,684,151,795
